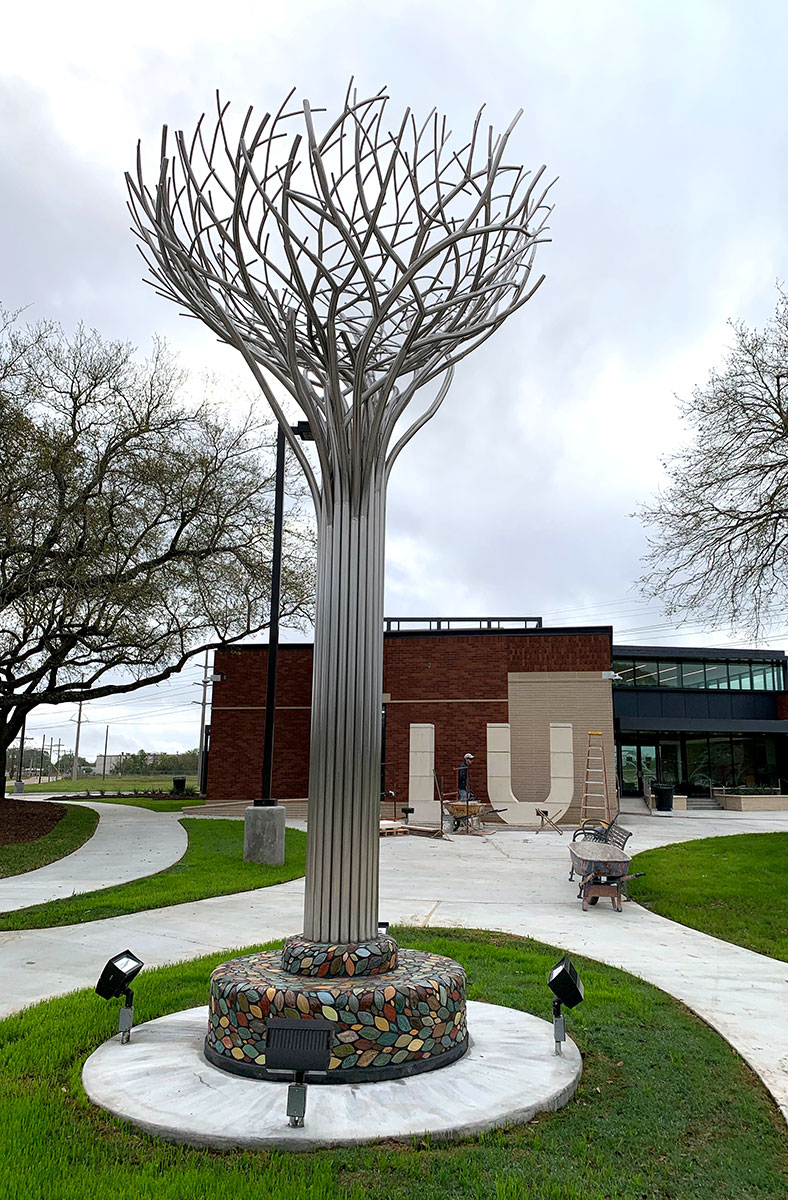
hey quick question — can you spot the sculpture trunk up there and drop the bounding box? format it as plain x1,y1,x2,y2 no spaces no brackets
303,467,387,943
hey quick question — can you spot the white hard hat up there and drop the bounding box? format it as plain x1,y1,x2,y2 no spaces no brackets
464,753,474,760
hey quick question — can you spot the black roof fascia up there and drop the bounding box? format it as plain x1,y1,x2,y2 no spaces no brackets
617,717,788,734
384,625,614,640
613,644,785,662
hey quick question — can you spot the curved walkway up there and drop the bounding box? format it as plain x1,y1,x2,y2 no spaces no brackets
1,808,787,1125
0,800,188,912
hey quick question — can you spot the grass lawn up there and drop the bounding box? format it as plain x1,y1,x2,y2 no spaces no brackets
629,833,788,961
1,928,786,1200
70,795,205,813
0,820,306,930
0,804,99,879
8,775,199,795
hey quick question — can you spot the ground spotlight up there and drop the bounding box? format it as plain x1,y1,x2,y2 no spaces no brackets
265,1017,334,1127
95,950,144,1044
547,955,584,1056
378,920,390,936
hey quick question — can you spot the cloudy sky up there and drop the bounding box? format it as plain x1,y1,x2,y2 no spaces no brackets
4,0,788,758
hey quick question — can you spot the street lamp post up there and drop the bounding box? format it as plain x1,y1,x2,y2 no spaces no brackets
13,716,29,794
257,422,314,809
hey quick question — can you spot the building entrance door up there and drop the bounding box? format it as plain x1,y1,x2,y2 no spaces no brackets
619,743,657,796
620,744,639,795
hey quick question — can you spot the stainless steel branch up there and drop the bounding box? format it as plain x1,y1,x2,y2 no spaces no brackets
127,85,553,942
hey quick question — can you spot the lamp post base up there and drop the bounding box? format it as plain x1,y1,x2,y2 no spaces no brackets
243,804,286,865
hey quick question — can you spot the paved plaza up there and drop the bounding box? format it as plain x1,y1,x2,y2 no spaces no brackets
2,801,788,1125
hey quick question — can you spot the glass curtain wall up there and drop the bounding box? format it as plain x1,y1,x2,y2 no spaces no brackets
612,658,784,691
616,733,783,795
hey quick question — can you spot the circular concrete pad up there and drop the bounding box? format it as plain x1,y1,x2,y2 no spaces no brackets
82,1000,581,1150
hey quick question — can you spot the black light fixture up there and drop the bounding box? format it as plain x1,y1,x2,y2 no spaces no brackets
378,920,390,936
96,950,144,1043
547,955,584,1056
265,1017,334,1127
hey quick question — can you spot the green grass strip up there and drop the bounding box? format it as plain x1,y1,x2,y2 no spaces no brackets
0,804,99,879
629,833,788,961
73,795,203,812
1,928,786,1200
8,775,198,795
0,821,306,930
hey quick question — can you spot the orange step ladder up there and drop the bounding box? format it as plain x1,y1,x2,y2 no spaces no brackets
579,731,612,824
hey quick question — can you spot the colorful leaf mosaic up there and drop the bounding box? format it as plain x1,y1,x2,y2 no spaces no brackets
204,947,468,1082
281,933,398,977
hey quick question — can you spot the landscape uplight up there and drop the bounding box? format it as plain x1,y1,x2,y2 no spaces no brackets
547,955,584,1056
265,1017,334,1127
95,950,144,1044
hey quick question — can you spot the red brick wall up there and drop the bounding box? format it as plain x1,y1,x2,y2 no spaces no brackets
206,630,611,804
778,693,788,721
208,645,312,802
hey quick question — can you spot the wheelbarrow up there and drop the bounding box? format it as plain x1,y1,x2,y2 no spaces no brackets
568,843,644,912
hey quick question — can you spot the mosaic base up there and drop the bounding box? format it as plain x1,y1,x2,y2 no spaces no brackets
205,947,467,1082
83,1002,582,1150
281,933,398,977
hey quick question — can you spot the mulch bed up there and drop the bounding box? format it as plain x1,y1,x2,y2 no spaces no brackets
0,799,68,846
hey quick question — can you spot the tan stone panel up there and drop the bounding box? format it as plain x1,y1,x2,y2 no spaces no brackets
507,672,616,822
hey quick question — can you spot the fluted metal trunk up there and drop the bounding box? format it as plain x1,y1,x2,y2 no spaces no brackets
303,467,387,943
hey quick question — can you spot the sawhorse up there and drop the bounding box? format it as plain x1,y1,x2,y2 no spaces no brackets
535,808,563,835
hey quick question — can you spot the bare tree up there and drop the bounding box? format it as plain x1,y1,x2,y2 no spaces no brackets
640,290,788,635
0,313,314,784
127,85,553,943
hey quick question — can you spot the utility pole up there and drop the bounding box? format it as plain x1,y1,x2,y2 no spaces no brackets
102,725,109,779
48,738,53,784
72,699,83,783
38,734,46,784
55,738,61,780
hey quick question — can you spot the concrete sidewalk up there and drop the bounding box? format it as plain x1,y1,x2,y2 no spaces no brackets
2,808,787,1125
0,800,188,912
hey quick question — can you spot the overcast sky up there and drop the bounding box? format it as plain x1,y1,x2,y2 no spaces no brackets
4,0,788,758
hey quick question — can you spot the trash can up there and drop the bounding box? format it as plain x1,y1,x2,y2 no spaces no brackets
651,782,674,812
172,776,186,794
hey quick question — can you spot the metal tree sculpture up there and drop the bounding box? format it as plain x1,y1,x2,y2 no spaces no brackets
127,86,553,945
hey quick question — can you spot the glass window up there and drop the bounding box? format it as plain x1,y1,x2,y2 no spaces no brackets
731,737,756,789
680,662,706,689
727,661,752,690
640,745,658,782
750,662,773,691
657,662,681,687
685,737,711,795
619,744,639,791
709,736,734,787
612,659,635,686
659,740,682,786
634,661,659,688
704,662,729,690
754,737,778,787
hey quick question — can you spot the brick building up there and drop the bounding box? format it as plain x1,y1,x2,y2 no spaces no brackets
202,618,788,821
205,619,615,823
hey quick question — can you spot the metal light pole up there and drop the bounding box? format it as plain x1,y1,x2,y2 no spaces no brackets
258,422,313,807
14,716,27,794
197,649,209,795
